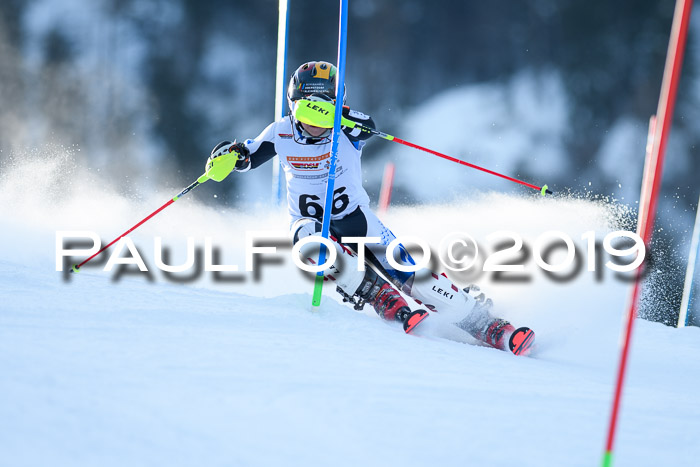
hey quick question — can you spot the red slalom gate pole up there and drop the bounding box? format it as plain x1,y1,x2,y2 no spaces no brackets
70,174,209,273
602,1,693,466
378,161,395,216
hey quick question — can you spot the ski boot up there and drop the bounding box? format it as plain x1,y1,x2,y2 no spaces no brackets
338,268,429,334
456,284,535,356
371,282,429,334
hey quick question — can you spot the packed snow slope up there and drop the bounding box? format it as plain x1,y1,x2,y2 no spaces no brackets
1,157,699,467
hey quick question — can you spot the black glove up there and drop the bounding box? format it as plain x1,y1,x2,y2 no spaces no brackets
210,140,251,172
230,141,250,171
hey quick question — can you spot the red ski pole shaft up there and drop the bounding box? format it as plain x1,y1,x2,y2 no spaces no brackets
71,174,209,273
342,117,553,196
393,136,548,193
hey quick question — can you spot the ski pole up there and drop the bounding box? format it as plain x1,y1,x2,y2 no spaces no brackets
293,100,552,195
343,118,553,196
70,173,210,273
71,146,244,273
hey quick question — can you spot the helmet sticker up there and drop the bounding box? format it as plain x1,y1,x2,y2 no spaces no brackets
301,82,333,93
314,62,331,80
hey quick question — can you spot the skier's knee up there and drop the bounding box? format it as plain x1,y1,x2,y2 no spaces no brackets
291,218,366,296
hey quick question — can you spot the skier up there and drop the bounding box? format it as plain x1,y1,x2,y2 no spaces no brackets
205,60,533,355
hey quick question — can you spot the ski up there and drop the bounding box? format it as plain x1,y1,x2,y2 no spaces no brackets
403,309,429,334
509,327,535,356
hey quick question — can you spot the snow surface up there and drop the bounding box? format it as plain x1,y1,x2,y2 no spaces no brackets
1,155,700,467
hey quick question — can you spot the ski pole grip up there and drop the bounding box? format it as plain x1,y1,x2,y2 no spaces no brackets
340,116,356,128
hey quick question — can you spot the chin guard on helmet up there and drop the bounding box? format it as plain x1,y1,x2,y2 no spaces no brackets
290,117,332,144
289,95,335,144
293,96,336,128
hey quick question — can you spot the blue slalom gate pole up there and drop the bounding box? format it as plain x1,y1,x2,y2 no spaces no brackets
678,194,700,327
271,0,290,204
312,0,349,307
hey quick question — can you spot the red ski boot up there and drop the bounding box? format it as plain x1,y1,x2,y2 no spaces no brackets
349,269,429,334
371,283,428,334
480,320,535,356
457,285,535,356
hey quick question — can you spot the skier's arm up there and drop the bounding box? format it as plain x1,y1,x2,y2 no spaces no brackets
239,121,278,171
242,141,276,171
